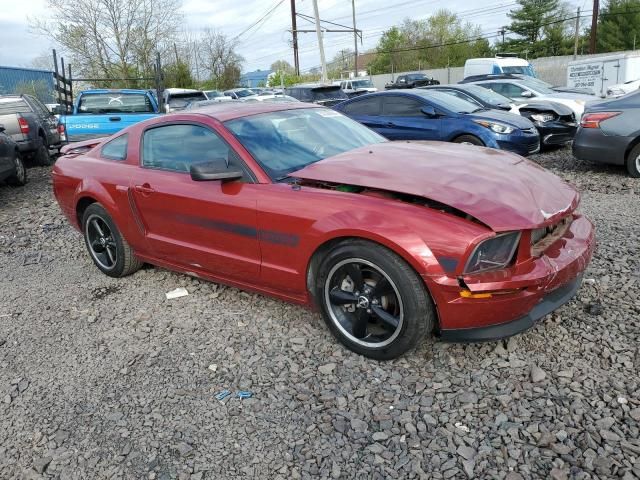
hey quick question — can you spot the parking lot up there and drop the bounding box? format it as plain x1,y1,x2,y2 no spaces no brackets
0,147,639,479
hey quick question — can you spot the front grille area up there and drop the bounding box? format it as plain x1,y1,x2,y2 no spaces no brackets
522,127,538,135
531,216,573,256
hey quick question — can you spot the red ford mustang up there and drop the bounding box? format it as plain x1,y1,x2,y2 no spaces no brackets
53,102,595,360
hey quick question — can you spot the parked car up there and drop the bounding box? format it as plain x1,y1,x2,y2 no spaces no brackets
0,126,27,186
163,88,207,112
464,56,536,78
339,78,378,97
606,78,640,97
423,84,577,147
284,84,348,106
334,90,540,156
573,89,640,177
223,88,257,100
59,89,161,142
461,76,595,119
239,94,300,103
0,94,62,165
385,73,440,89
52,102,594,359
461,74,595,95
203,90,233,102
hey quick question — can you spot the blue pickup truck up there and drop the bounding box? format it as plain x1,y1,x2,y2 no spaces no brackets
60,89,160,143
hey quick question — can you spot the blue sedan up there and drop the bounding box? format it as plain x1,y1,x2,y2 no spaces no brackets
334,90,540,156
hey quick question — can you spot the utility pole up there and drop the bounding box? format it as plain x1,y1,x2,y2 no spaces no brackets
290,0,300,75
173,42,179,64
312,0,328,83
590,0,599,54
352,0,358,78
573,7,581,60
499,27,506,47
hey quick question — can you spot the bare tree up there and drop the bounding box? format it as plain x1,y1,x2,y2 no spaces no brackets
31,0,182,86
197,29,244,89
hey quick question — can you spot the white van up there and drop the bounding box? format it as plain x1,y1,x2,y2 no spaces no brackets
567,51,640,96
464,57,536,79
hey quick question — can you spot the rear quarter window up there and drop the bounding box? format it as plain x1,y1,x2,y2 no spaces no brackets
101,134,128,161
0,98,31,115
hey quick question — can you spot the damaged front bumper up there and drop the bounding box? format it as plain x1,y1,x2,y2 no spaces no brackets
428,214,595,341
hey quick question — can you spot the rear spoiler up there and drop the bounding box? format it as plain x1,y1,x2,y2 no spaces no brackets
60,138,106,156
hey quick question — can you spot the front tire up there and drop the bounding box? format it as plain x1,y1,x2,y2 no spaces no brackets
6,152,27,186
453,135,484,146
82,203,143,278
315,240,434,360
626,144,640,178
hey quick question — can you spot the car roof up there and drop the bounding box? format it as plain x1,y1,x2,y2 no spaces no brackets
165,88,201,94
184,101,319,122
80,89,150,95
289,83,341,89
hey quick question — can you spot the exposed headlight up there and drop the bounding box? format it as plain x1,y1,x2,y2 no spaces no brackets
530,113,555,123
464,232,521,274
473,120,514,134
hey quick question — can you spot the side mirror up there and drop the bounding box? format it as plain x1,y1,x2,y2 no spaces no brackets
421,105,437,117
521,90,534,98
190,160,243,182
0,125,5,133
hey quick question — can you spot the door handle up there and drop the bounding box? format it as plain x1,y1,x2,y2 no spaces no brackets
134,183,155,195
109,116,121,122
386,121,397,126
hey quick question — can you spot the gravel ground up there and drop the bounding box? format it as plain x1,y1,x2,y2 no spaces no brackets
0,147,639,480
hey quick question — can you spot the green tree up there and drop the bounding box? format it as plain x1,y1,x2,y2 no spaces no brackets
14,80,53,103
164,61,195,88
367,11,492,75
597,0,640,52
503,0,577,57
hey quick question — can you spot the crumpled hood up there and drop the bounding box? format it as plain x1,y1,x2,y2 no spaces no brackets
292,141,578,231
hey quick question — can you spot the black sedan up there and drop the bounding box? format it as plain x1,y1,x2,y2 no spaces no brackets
422,84,577,147
0,126,27,186
573,90,640,177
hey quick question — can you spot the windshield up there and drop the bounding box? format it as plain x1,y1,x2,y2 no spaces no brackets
77,93,154,114
502,65,536,77
204,90,222,98
168,92,207,109
461,85,511,105
407,74,427,81
412,90,481,113
311,88,348,100
352,79,374,88
0,98,30,115
225,107,385,180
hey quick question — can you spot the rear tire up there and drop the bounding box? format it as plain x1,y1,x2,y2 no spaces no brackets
6,152,27,186
82,203,143,278
453,135,484,146
625,144,640,178
34,138,52,166
314,239,434,360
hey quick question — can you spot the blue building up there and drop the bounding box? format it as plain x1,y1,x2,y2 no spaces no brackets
0,66,56,103
239,69,272,88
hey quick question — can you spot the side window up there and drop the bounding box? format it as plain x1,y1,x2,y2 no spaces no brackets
300,89,313,101
346,82,352,90
340,82,345,89
398,76,406,84
382,96,424,116
341,97,381,116
101,134,128,161
142,124,243,175
26,96,50,117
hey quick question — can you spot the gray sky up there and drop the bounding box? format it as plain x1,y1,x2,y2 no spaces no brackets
1,0,587,72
